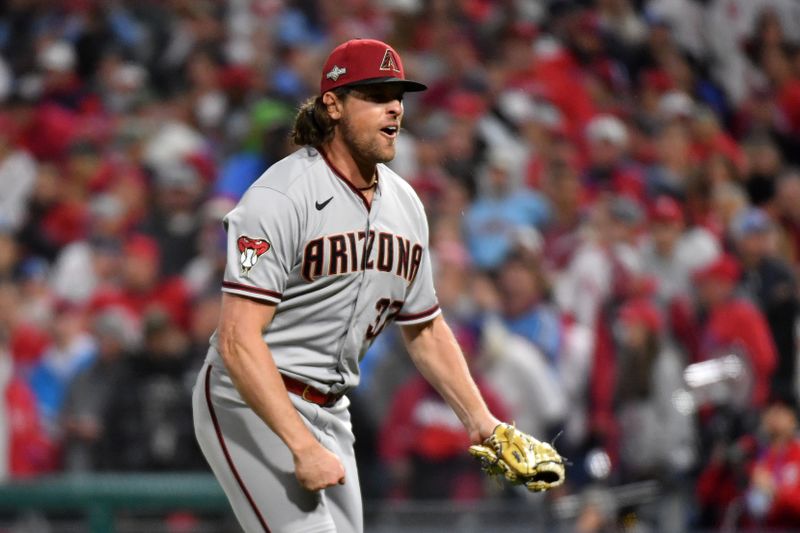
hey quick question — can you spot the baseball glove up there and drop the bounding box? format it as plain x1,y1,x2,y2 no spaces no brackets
468,422,565,492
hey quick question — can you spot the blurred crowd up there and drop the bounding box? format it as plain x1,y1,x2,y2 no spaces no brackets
1,0,800,531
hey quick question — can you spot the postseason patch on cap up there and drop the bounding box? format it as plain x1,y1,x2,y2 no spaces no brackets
326,65,347,82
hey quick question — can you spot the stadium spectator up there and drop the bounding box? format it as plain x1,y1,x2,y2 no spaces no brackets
696,430,758,530
100,309,201,471
644,121,692,199
745,396,800,528
27,301,96,437
776,169,800,264
463,147,550,270
732,208,799,399
214,98,296,201
693,255,777,409
0,123,36,233
185,288,221,371
89,234,191,330
640,195,720,305
540,143,585,271
742,135,783,208
613,299,694,483
582,115,645,204
49,193,127,304
477,313,568,446
182,197,234,297
378,367,507,501
61,308,138,472
471,249,569,440
17,257,55,326
0,223,18,282
555,196,643,329
493,245,561,364
139,162,206,277
0,281,49,370
0,327,54,479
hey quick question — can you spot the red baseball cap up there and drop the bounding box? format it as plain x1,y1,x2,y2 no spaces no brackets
618,299,662,334
649,196,684,225
693,254,740,284
320,39,427,94
124,234,160,263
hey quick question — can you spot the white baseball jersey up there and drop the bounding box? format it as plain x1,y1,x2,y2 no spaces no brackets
206,146,441,395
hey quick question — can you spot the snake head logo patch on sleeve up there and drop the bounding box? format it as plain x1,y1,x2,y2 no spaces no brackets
237,236,270,276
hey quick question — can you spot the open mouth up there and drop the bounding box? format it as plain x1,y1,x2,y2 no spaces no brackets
380,126,398,138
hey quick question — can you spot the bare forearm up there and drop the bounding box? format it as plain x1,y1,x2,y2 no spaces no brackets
213,293,344,491
219,332,317,455
403,316,498,439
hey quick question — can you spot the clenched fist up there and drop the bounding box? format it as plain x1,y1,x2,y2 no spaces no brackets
293,441,345,491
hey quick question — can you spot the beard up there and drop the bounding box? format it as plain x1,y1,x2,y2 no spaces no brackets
339,115,396,164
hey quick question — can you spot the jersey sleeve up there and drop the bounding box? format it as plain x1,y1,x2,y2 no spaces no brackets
395,211,441,325
220,186,301,304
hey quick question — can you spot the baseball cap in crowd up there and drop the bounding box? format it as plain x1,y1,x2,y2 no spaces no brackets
320,39,426,94
448,90,487,119
693,254,740,284
658,91,695,121
38,41,76,73
124,234,160,264
649,196,684,225
18,257,49,282
586,115,628,148
618,299,662,334
608,196,644,226
155,162,200,190
640,68,674,93
89,193,124,221
731,208,773,240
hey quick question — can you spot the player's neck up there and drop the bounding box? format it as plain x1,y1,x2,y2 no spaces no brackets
321,138,378,191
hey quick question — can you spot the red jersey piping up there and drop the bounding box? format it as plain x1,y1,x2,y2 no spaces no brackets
317,147,373,212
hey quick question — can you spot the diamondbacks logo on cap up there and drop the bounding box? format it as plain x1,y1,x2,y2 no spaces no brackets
237,235,270,276
326,65,347,82
379,49,400,72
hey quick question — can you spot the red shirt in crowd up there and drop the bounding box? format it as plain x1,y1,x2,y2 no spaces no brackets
690,131,746,173
582,165,647,205
9,323,50,368
702,299,777,408
89,276,191,331
380,376,507,463
379,376,508,500
6,376,55,477
753,438,800,528
777,79,800,136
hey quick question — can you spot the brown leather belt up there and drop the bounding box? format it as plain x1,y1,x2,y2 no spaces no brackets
281,374,344,408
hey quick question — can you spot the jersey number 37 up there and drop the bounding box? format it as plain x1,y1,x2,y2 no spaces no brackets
366,298,403,339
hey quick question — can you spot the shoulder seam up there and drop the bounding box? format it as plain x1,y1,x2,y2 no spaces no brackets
248,184,293,199
252,153,326,195
245,184,302,216
244,176,308,263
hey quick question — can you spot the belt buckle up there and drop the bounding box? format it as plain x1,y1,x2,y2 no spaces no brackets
301,384,314,403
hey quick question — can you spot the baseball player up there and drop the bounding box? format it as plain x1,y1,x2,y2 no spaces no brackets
193,39,563,533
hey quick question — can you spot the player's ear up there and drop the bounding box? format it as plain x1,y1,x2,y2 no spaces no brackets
322,91,343,120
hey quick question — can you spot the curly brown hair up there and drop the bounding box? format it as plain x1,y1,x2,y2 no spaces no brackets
290,88,350,148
